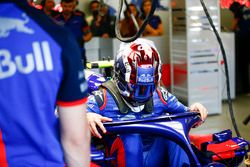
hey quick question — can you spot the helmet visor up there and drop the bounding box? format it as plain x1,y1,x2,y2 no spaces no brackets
130,66,155,102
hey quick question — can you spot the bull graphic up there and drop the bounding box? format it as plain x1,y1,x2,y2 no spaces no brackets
0,13,34,38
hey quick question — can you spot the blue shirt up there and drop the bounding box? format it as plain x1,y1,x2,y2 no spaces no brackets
141,15,162,29
54,11,89,49
0,1,88,166
235,6,250,37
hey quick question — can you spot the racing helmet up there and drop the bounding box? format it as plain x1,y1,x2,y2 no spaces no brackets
114,38,161,103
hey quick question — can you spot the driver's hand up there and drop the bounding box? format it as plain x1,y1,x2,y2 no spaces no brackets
87,113,112,138
189,103,208,122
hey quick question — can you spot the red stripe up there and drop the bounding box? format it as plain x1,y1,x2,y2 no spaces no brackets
90,162,100,167
57,97,87,107
207,139,240,153
110,137,126,167
99,89,107,111
0,130,8,167
156,89,167,105
212,151,236,161
189,134,213,150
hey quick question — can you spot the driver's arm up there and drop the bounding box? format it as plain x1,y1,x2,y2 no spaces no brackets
159,87,207,122
87,112,112,138
188,103,207,121
87,94,112,138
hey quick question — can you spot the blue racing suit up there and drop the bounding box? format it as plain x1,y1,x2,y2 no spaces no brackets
87,85,190,167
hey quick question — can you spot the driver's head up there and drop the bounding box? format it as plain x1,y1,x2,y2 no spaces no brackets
114,38,161,103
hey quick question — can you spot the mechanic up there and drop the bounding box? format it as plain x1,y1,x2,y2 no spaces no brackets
229,2,250,94
0,0,89,166
54,0,92,67
87,38,208,167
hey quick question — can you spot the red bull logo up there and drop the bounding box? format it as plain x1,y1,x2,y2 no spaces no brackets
0,13,34,38
0,41,53,79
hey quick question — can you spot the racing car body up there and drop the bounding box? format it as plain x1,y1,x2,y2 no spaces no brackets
90,112,249,167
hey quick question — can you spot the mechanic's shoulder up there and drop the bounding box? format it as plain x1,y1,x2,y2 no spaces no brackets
31,11,71,46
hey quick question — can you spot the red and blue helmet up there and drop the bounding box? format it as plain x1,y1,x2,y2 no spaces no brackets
114,38,161,103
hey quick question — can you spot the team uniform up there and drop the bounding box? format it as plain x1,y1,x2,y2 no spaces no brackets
90,15,116,38
54,10,90,62
142,15,162,30
141,14,162,36
87,82,190,167
234,5,250,93
0,1,88,166
234,5,250,37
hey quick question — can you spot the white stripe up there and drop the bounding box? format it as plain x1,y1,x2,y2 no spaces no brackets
41,41,53,71
32,42,44,71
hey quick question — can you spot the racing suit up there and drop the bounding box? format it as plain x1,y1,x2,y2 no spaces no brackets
87,83,190,167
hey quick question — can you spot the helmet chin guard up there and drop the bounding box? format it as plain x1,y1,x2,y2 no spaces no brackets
114,38,162,103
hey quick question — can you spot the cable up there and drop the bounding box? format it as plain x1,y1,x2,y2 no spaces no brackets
199,0,241,137
113,0,241,136
124,0,140,31
243,115,250,125
115,0,156,42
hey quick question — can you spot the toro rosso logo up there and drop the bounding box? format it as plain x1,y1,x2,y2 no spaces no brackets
0,13,34,38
